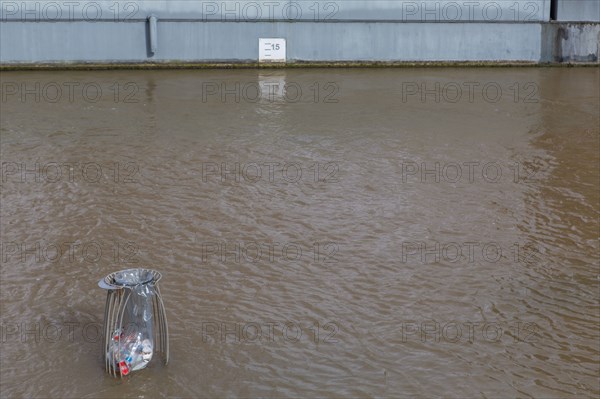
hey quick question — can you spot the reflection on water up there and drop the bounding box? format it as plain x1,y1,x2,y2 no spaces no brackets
0,68,598,398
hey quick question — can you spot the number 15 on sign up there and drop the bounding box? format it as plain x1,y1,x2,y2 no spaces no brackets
259,38,286,63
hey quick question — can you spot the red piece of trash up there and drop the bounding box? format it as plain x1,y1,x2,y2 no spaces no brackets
119,361,129,376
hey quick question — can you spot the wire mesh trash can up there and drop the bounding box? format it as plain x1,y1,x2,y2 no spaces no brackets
98,268,169,377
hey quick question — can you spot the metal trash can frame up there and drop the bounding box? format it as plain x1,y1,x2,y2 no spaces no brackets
98,268,169,377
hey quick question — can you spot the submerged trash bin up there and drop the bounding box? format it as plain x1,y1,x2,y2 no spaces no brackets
98,268,169,377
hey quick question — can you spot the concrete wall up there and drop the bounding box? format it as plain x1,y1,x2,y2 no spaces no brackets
556,0,600,22
0,21,543,63
541,22,600,62
0,0,598,65
0,1,550,22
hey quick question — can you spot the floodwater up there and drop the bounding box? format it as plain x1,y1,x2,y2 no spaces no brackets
0,67,598,398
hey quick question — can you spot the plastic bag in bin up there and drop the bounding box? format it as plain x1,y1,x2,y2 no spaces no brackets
99,268,169,377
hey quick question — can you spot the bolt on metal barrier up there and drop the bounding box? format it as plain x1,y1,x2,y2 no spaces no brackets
98,268,169,377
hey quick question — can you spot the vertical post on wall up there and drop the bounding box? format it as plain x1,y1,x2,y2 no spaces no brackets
148,15,158,54
550,0,558,20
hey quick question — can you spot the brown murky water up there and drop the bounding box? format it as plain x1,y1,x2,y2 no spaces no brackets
1,68,598,398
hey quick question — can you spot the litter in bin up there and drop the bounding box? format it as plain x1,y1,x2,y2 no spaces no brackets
99,268,169,378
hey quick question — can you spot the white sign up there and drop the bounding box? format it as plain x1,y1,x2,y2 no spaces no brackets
259,38,286,63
